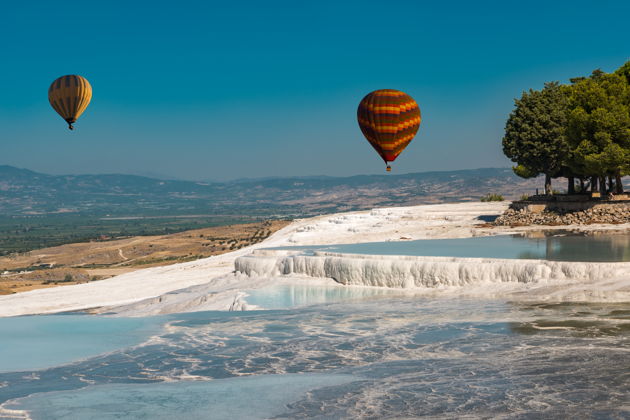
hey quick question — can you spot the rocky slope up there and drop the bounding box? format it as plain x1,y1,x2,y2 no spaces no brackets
495,204,630,226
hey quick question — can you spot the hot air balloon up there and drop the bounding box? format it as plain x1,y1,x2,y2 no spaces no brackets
48,75,92,130
357,89,421,171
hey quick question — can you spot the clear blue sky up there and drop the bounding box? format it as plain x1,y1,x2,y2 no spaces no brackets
1,0,628,181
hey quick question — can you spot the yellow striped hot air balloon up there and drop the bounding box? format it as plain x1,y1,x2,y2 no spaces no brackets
48,75,92,130
357,89,421,171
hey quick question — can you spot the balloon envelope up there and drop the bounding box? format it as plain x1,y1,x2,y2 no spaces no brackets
48,75,92,129
357,89,421,167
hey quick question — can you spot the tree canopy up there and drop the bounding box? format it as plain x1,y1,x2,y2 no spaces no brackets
503,82,568,194
503,61,630,195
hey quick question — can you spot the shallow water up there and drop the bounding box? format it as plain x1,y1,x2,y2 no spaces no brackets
0,315,161,373
271,232,630,262
1,298,629,419
12,373,355,420
244,284,402,309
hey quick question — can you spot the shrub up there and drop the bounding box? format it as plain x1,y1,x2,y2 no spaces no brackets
480,193,505,202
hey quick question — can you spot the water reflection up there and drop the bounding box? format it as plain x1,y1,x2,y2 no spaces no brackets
245,284,402,309
518,231,630,262
271,231,630,262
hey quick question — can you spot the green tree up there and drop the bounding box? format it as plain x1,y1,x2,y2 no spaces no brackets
566,66,630,193
615,61,630,84
503,82,569,195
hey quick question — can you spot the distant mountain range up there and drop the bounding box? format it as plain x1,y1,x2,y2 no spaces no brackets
0,165,546,217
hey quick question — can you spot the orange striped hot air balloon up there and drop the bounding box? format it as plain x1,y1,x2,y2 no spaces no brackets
48,75,92,130
357,89,421,171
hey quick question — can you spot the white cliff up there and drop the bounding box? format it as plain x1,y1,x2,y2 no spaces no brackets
235,250,630,297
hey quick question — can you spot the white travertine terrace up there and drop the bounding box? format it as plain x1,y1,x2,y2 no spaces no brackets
1,201,629,317
235,251,630,288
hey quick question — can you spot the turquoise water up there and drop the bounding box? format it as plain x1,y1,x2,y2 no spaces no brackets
245,284,401,309
12,373,354,420
274,232,630,262
1,300,629,419
0,315,161,373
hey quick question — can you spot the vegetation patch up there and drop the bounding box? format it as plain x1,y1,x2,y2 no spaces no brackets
480,193,504,202
502,61,630,197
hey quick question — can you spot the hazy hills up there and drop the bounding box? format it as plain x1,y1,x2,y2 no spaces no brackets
0,165,543,217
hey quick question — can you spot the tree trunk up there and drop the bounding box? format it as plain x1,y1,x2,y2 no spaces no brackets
568,176,575,194
608,175,614,193
616,172,624,193
600,176,607,195
591,176,598,193
545,174,552,195
579,178,585,193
